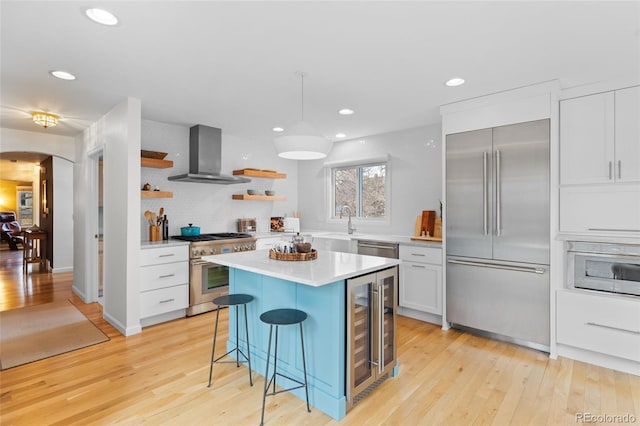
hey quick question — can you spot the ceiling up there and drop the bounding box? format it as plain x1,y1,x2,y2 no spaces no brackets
1,1,639,146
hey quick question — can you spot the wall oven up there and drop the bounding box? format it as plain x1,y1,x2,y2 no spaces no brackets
172,233,256,316
568,241,640,297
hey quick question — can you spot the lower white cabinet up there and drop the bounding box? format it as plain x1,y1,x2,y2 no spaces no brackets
140,244,189,324
557,290,640,362
399,245,442,315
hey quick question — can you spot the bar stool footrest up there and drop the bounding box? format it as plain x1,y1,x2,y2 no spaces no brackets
213,348,250,364
264,372,307,396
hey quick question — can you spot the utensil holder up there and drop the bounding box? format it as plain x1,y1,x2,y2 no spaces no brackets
149,225,161,241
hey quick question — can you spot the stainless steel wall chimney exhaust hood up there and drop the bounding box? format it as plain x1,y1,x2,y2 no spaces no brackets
169,125,251,184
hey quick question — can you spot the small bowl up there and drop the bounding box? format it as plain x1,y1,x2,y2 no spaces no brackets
247,189,257,195
265,190,276,196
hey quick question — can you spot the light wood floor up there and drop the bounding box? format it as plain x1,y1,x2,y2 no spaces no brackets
1,248,639,425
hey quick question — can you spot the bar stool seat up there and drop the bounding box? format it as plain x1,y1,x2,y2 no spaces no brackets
208,293,254,388
260,308,310,425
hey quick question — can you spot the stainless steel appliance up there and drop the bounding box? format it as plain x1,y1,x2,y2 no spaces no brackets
568,241,640,297
357,240,399,259
172,233,256,316
446,119,550,351
346,266,397,410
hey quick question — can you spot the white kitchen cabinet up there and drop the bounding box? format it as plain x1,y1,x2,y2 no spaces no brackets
560,91,614,185
398,245,442,316
560,86,640,185
140,244,189,326
615,86,640,183
557,289,640,363
560,185,640,234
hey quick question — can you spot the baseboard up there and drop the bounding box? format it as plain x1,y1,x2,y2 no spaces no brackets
103,310,142,336
52,266,73,273
557,344,640,376
72,285,87,303
140,309,186,328
398,306,442,326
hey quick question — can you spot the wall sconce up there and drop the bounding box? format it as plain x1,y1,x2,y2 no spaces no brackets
32,112,59,129
42,180,49,217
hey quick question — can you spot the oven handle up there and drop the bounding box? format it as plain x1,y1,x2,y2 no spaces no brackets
568,251,640,258
191,259,213,266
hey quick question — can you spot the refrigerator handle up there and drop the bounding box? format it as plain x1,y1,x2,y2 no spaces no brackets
495,149,502,236
483,151,488,235
447,259,546,274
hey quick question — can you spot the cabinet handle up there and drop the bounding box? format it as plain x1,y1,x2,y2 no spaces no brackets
586,322,640,335
618,160,622,179
608,161,613,180
447,259,545,274
411,253,426,257
588,228,640,233
159,274,175,279
159,253,175,258
411,264,426,269
159,298,175,304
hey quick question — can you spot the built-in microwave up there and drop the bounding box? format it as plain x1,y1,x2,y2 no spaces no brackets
567,241,640,297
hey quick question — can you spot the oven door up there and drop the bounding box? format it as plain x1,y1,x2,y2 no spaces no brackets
190,259,229,309
573,253,640,296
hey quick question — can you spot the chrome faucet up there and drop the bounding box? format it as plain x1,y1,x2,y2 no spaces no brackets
340,206,356,234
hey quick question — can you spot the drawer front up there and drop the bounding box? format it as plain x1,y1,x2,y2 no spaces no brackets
140,245,189,266
140,262,189,291
557,290,640,361
140,284,188,318
399,245,442,264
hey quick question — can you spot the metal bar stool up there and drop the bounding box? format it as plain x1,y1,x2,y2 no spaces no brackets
208,294,254,387
260,308,310,425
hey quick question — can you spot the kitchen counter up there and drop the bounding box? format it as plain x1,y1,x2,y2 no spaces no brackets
202,249,400,286
216,250,399,420
304,230,442,248
140,239,190,249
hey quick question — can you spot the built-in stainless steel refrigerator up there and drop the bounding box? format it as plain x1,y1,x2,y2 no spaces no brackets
446,119,550,351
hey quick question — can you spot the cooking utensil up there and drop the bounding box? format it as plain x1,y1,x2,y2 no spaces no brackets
144,210,153,225
180,224,201,236
150,212,157,226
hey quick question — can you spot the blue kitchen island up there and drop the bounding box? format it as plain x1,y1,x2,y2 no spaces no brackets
202,249,401,420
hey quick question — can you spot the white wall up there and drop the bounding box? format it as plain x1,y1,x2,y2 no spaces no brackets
74,98,142,336
0,128,76,161
52,156,73,272
139,119,299,240
298,124,442,236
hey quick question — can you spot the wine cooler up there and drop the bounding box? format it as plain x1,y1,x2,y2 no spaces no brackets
346,266,398,410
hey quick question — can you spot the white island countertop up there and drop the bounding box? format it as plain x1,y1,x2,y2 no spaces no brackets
202,249,401,287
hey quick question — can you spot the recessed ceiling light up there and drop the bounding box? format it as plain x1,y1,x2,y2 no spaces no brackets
338,108,355,115
335,133,347,138
445,77,465,87
50,70,76,81
85,8,118,26
272,127,284,132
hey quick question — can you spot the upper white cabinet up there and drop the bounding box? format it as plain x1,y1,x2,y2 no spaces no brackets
615,86,640,183
560,86,639,185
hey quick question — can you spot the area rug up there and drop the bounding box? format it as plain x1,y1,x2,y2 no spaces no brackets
0,300,109,370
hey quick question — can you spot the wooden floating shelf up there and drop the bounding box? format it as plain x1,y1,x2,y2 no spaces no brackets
233,169,287,179
232,194,286,201
141,191,173,199
141,157,173,168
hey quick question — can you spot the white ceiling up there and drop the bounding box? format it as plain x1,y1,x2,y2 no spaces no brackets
1,1,639,145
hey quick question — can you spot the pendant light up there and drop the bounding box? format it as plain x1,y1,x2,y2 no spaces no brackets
274,72,332,160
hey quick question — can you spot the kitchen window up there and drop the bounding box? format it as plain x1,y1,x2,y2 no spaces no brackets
331,161,388,220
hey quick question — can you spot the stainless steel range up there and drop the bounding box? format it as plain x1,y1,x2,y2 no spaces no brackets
172,233,256,316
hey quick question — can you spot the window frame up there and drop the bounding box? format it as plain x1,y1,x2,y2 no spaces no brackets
326,159,391,226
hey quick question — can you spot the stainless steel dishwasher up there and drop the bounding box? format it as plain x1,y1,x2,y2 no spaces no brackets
357,240,399,259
